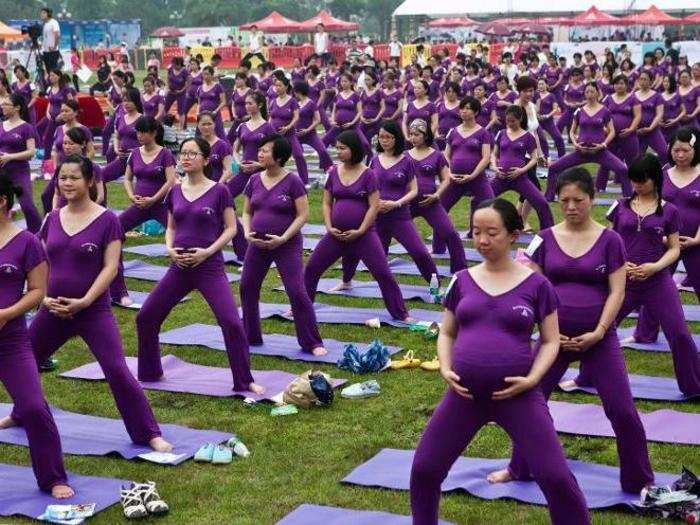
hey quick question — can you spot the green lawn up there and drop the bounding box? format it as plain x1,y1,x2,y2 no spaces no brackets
0,156,698,524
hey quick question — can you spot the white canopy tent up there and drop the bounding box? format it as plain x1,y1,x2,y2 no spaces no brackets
393,0,696,16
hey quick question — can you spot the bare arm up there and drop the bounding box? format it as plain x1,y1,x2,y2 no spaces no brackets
0,261,47,325
279,195,309,240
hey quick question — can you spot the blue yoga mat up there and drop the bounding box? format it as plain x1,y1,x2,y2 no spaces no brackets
342,448,677,510
112,290,190,310
159,323,402,364
123,259,240,283
617,326,700,353
295,279,436,303
123,243,243,265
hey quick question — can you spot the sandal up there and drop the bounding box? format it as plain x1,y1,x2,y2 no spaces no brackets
120,484,148,519
134,481,169,516
388,350,422,370
420,356,440,371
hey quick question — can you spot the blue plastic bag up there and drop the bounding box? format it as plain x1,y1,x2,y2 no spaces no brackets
337,340,390,374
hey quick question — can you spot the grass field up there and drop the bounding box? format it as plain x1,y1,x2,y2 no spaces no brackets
0,118,698,524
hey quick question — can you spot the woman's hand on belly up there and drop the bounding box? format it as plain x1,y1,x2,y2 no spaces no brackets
441,368,473,399
491,375,536,401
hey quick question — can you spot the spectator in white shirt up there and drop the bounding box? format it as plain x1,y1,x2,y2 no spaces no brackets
499,52,518,85
389,34,402,64
243,25,265,64
314,23,331,65
40,7,61,74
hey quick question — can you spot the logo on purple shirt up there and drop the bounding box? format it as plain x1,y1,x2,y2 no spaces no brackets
512,305,534,318
81,242,99,253
0,263,18,274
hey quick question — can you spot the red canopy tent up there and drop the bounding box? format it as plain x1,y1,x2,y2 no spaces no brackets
298,10,359,32
150,26,185,38
534,16,575,26
570,6,623,26
476,22,513,36
514,23,552,34
240,11,303,33
620,5,684,25
683,12,700,23
490,17,530,25
426,17,478,28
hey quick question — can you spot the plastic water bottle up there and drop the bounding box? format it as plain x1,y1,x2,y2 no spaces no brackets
429,273,440,304
229,437,250,458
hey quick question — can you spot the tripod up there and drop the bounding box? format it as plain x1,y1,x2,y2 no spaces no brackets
25,41,47,94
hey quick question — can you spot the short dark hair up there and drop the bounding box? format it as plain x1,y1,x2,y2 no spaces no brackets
460,95,481,115
376,120,405,154
668,127,699,167
123,87,143,113
180,136,211,159
336,130,365,165
0,175,22,210
41,7,53,17
135,115,164,146
628,153,664,215
475,198,524,233
556,167,595,198
293,81,309,97
515,76,536,92
260,134,292,167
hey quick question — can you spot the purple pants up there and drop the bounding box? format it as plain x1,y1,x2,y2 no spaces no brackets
410,388,590,525
638,128,668,165
26,306,161,444
556,107,576,134
621,274,699,395
231,217,248,260
546,149,627,201
359,120,381,145
539,118,566,159
595,134,638,196
164,92,186,118
41,179,55,215
322,124,371,159
281,131,309,184
2,333,67,492
182,95,198,122
432,175,495,254
7,170,42,233
340,215,438,284
101,156,129,183
508,328,653,492
42,118,59,156
410,198,467,273
101,112,117,156
304,231,409,320
136,261,255,390
536,128,550,159
662,124,680,144
240,235,323,352
298,131,333,172
109,202,168,301
492,174,554,229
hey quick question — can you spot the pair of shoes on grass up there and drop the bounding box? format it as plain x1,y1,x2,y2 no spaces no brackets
388,351,440,371
194,438,250,464
121,481,168,519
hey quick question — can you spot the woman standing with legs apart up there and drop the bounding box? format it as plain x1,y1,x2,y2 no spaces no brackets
269,75,309,184
410,199,590,525
0,94,42,232
24,155,172,452
491,106,554,229
239,135,326,356
136,138,264,394
489,169,654,493
545,82,628,202
304,130,411,322
634,71,668,164
0,177,74,499
101,88,143,183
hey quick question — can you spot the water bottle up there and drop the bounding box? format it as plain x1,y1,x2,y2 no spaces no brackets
228,437,250,458
429,273,441,304
231,158,239,176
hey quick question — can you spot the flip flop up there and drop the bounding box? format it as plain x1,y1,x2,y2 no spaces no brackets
420,357,440,371
389,350,422,370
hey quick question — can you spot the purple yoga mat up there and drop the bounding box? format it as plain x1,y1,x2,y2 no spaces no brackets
256,302,444,327
549,400,700,445
617,326,700,353
123,259,240,283
428,231,536,245
627,303,700,322
61,354,345,401
300,223,327,236
0,403,231,464
345,258,452,278
123,243,243,265
159,324,402,363
559,368,698,402
674,273,693,293
342,448,677,510
276,504,454,525
112,290,190,310
296,279,435,303
0,463,125,520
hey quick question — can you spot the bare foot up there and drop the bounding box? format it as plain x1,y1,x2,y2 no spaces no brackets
312,346,328,356
0,415,17,429
149,437,173,453
119,296,133,307
487,469,513,484
620,335,637,344
403,316,416,324
248,382,266,395
558,379,578,390
51,484,75,499
329,281,352,292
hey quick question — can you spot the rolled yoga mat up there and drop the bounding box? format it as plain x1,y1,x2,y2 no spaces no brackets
342,448,677,510
0,403,232,465
0,463,125,520
276,504,454,525
159,323,403,364
61,354,346,401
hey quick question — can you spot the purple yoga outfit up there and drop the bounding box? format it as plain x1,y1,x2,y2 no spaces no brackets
607,199,700,395
410,269,590,525
537,92,566,158
435,101,461,151
207,138,233,182
303,165,408,320
26,210,162,444
197,83,226,138
359,88,383,142
240,172,323,352
493,129,554,228
488,90,517,131
296,99,333,172
269,96,309,183
556,82,584,133
0,231,68,492
136,183,255,390
635,90,668,163
101,113,142,183
381,88,403,122
341,154,438,284
322,92,371,158
0,121,41,232
142,93,164,119
506,228,654,492
228,121,273,198
164,67,188,115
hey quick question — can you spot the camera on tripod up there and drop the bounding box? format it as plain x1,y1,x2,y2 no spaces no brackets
21,24,43,46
